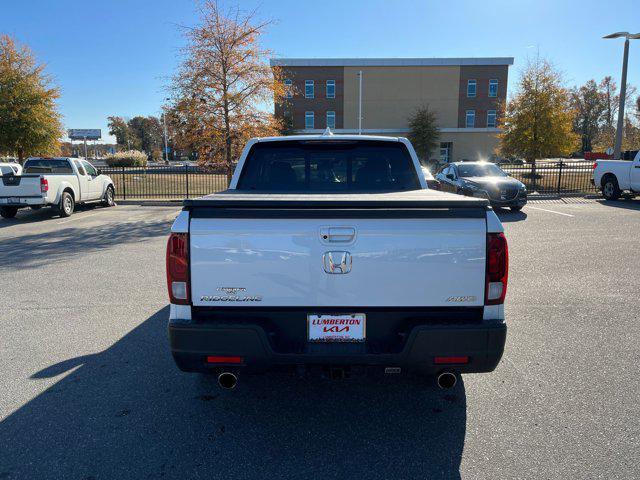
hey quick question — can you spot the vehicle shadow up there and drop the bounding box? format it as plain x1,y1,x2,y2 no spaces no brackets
596,198,640,211
0,215,170,269
0,306,467,480
495,208,528,222
0,204,107,228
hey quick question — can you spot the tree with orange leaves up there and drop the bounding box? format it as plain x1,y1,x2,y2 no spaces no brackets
169,1,285,181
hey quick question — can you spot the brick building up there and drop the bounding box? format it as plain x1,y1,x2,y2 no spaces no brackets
271,57,513,163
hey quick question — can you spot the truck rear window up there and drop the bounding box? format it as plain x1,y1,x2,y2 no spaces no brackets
237,140,421,192
23,159,73,174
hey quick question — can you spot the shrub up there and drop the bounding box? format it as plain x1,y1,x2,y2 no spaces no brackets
104,150,148,167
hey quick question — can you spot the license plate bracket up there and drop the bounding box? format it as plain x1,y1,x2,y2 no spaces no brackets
307,314,366,343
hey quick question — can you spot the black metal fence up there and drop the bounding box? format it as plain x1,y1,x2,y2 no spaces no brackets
102,165,229,200
501,161,597,195
102,161,597,200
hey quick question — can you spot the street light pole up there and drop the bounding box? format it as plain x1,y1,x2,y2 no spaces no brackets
162,111,169,163
614,38,629,160
603,31,640,159
358,71,363,135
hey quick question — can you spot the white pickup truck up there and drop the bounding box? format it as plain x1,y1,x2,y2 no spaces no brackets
593,150,640,200
0,157,115,219
167,135,508,389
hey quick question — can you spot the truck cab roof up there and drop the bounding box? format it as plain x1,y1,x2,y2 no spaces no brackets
251,133,406,144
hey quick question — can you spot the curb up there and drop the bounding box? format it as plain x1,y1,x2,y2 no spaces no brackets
116,200,184,207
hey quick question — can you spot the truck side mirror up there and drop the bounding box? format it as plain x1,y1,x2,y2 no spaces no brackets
446,173,455,180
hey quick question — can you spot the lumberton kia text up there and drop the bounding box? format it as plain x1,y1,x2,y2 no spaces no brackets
314,318,361,334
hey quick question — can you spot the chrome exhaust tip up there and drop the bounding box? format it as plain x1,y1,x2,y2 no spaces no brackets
218,372,238,389
436,372,457,390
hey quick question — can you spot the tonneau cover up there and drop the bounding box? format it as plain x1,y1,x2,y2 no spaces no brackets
183,189,489,209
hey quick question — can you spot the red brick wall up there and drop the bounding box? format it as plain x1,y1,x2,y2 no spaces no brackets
274,66,344,130
457,65,509,128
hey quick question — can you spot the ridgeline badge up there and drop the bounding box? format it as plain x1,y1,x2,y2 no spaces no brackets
201,287,262,302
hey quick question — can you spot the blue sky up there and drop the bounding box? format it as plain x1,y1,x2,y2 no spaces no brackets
2,0,639,143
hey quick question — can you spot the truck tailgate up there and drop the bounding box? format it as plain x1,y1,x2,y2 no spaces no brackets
0,175,41,197
187,191,488,308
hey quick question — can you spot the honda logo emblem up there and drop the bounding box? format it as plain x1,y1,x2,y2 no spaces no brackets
323,251,352,274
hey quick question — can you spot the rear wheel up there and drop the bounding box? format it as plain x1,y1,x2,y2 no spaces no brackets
602,176,621,200
102,185,115,207
58,191,75,217
0,206,18,219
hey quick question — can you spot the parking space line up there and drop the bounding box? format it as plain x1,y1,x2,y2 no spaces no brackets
57,211,103,225
526,206,575,217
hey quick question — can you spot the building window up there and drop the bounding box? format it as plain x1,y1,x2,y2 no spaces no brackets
489,79,498,97
487,110,497,128
467,79,476,97
326,80,335,99
284,79,292,98
305,80,314,98
305,111,314,129
465,110,475,128
326,111,335,129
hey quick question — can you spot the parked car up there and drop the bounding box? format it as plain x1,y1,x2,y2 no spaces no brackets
593,150,640,200
167,134,508,390
0,157,115,219
420,165,441,189
0,162,22,176
436,161,527,211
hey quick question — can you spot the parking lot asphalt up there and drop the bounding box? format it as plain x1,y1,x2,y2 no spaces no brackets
0,199,639,480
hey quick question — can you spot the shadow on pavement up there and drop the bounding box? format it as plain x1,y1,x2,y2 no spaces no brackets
596,198,640,211
495,208,528,222
0,216,170,270
0,306,467,480
0,204,104,228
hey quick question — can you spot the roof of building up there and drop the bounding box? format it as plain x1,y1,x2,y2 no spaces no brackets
269,57,514,67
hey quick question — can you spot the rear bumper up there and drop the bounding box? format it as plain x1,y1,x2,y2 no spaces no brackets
168,315,506,375
0,197,47,207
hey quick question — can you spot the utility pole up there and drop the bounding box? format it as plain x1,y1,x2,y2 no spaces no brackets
358,71,363,135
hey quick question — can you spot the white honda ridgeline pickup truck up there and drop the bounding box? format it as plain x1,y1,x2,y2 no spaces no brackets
167,134,508,390
0,157,115,218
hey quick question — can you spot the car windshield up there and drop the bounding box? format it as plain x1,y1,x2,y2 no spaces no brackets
0,165,14,175
237,140,421,192
457,163,507,177
24,159,73,174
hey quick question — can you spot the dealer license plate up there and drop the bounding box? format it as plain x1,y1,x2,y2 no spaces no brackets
307,314,366,342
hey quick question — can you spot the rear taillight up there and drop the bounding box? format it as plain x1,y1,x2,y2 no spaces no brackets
592,162,598,170
166,232,189,304
485,232,508,305
40,177,48,193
